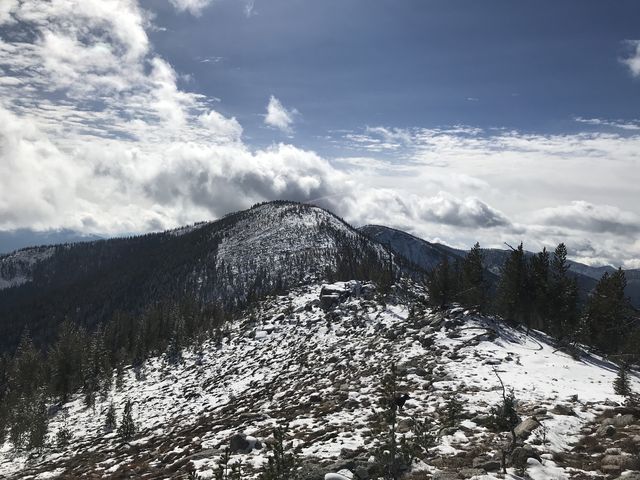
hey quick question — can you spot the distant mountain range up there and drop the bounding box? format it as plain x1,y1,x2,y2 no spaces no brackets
0,202,638,352
359,224,640,308
0,229,102,255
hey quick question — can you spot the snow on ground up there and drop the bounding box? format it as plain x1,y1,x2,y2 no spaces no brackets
0,282,638,479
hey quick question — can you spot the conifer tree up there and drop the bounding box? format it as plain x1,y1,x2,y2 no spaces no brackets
117,399,136,441
614,363,632,397
27,397,48,451
548,243,579,341
529,248,550,330
105,402,117,432
460,243,487,310
497,243,532,328
426,256,459,310
259,425,299,480
584,268,632,353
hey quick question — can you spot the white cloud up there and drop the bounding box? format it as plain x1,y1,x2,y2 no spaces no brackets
0,0,638,268
532,201,640,235
622,40,640,77
574,116,640,131
169,0,213,16
264,95,297,134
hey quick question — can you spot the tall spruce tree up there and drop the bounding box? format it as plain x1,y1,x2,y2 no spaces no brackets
497,243,532,328
460,243,487,310
426,256,459,310
529,248,550,330
548,244,579,341
584,268,633,354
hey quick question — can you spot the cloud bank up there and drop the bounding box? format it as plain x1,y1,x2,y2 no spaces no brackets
0,0,638,268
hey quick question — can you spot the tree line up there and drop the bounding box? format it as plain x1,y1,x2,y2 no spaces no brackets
426,242,639,356
0,299,229,450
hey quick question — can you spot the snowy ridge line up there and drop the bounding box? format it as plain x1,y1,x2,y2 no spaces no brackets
0,282,638,479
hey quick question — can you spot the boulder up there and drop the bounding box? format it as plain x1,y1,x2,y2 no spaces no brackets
514,416,541,439
601,454,640,471
472,456,501,471
551,404,576,416
511,445,541,470
596,424,616,437
228,433,250,453
603,414,635,427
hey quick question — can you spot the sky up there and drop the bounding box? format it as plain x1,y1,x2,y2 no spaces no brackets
0,0,640,267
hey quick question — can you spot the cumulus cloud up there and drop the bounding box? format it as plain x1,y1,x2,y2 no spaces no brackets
0,0,638,268
622,40,640,77
532,201,640,235
416,193,511,228
264,95,297,134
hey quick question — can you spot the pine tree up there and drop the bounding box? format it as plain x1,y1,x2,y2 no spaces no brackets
614,363,632,397
371,362,410,479
27,397,48,451
117,399,136,441
426,257,459,310
548,243,579,341
105,402,117,432
259,425,299,480
497,243,532,328
460,243,487,310
8,330,45,448
584,268,633,353
215,447,243,480
49,319,87,402
529,248,550,330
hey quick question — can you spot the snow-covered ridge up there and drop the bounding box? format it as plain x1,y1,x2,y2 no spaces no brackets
0,246,56,290
2,281,638,479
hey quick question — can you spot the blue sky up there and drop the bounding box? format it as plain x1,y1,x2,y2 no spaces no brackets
148,0,640,148
1,0,640,267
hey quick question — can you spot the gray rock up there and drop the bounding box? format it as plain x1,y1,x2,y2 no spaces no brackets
459,468,486,478
511,445,541,470
473,456,501,471
551,404,576,416
432,472,458,480
601,454,640,470
229,433,250,453
514,416,541,439
596,424,616,437
603,414,635,427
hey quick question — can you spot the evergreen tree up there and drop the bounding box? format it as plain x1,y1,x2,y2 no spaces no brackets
27,397,48,451
259,425,299,480
372,362,407,479
105,402,117,432
614,363,632,397
49,319,87,402
529,248,550,330
584,268,633,353
117,399,136,441
7,330,45,448
548,244,579,341
460,243,487,310
426,256,459,310
497,243,532,328
215,447,243,480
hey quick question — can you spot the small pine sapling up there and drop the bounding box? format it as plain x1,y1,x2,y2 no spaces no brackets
105,402,117,432
259,425,299,480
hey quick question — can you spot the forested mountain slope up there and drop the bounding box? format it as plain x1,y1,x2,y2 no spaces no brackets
0,202,401,351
